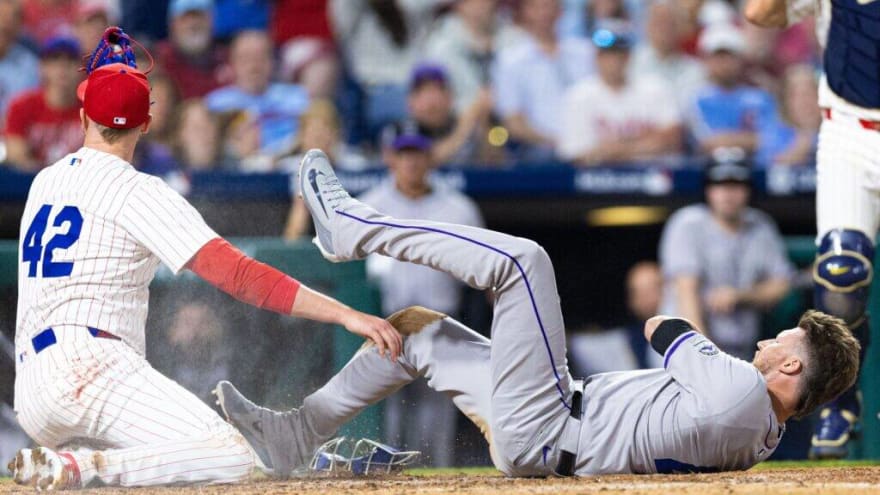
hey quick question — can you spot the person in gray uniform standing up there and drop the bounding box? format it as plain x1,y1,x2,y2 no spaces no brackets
659,148,794,361
215,150,860,478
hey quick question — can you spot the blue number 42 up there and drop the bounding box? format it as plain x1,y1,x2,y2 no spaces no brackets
22,204,83,278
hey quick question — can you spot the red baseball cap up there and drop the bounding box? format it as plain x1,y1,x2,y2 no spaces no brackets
77,63,150,129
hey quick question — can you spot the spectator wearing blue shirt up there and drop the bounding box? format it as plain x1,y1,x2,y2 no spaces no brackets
0,0,39,131
205,30,309,159
687,23,785,167
493,0,593,163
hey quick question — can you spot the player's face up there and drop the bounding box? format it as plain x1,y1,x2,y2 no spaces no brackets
596,49,630,86
40,54,81,92
627,265,661,321
455,0,497,25
705,51,743,87
408,82,452,129
646,2,678,54
706,182,749,223
172,10,213,55
753,328,806,373
389,148,432,194
231,34,273,93
520,0,561,32
74,13,108,58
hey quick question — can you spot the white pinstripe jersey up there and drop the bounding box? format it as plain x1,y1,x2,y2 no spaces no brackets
15,146,217,360
786,0,880,120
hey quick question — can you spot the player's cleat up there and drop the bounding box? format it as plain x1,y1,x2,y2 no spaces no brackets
297,149,355,263
809,406,859,460
8,447,82,491
214,380,325,479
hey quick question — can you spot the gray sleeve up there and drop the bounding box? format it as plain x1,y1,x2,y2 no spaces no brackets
659,212,701,278
663,332,762,414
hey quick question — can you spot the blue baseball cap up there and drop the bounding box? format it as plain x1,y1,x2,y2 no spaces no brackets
591,22,635,51
169,0,213,18
383,121,432,152
409,63,448,91
40,36,81,59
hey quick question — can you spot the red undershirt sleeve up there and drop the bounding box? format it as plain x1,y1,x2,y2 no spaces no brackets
185,237,301,315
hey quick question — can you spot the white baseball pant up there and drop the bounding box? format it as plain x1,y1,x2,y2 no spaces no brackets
816,111,880,241
14,326,255,487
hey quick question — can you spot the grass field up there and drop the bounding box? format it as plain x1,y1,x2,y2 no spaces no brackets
2,460,879,494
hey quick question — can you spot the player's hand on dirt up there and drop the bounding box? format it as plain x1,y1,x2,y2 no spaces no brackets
341,310,402,362
706,286,739,314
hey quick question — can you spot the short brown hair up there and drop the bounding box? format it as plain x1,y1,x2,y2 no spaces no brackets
96,124,139,145
795,310,861,419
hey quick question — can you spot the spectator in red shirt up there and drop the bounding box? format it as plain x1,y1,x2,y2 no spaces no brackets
4,36,82,170
155,0,230,99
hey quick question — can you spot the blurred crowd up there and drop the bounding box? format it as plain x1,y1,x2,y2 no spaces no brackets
0,0,822,178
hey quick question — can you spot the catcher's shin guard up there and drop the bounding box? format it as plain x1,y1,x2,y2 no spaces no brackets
810,228,873,459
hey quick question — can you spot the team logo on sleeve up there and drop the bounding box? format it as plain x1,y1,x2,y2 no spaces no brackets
690,336,719,356
698,343,719,356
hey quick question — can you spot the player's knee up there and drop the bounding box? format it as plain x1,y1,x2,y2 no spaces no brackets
511,238,552,274
814,228,874,326
387,306,447,336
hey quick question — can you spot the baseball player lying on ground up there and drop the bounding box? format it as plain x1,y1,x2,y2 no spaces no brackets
8,29,401,490
217,150,861,478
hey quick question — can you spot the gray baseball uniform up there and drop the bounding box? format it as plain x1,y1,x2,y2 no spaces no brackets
293,201,783,476
659,204,794,359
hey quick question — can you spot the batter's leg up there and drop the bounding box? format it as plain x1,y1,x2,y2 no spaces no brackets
13,339,255,487
811,117,880,459
217,307,495,476
301,151,573,475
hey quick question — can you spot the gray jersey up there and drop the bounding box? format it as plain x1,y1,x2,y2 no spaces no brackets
659,204,794,358
576,331,783,474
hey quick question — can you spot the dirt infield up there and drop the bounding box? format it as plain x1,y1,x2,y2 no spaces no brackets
2,466,880,494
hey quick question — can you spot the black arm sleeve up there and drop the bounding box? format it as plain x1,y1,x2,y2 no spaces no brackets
650,318,697,355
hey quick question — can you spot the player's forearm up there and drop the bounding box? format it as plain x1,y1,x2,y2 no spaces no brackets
289,285,358,327
737,278,791,310
503,114,553,147
187,238,301,314
743,0,789,28
432,118,478,165
630,126,683,156
643,315,703,343
579,127,682,165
